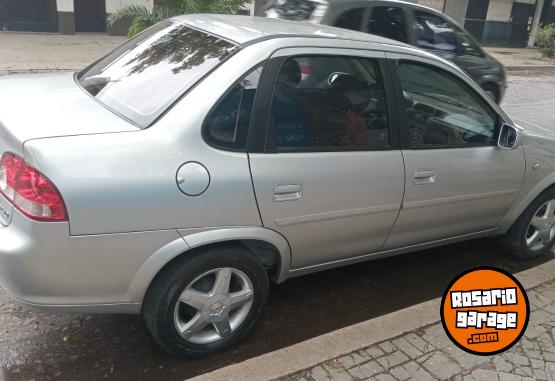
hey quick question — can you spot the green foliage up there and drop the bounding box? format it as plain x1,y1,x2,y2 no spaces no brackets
536,24,555,58
108,5,176,37
167,0,251,13
108,0,250,38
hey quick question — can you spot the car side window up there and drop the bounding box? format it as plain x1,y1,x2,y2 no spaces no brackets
268,56,389,152
397,62,497,148
334,8,364,31
368,6,408,43
413,11,458,54
204,66,263,150
455,29,484,57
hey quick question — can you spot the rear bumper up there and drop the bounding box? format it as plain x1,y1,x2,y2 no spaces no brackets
0,208,183,313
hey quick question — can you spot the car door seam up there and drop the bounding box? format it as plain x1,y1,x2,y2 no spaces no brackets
382,150,407,249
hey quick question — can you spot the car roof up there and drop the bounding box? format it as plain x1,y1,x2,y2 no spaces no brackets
172,14,410,47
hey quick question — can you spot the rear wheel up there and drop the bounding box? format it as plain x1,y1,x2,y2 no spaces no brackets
502,188,555,259
142,245,269,358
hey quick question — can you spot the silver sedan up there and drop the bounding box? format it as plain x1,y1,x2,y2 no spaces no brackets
0,15,554,357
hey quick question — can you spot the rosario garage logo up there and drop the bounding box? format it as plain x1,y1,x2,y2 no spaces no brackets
440,267,529,355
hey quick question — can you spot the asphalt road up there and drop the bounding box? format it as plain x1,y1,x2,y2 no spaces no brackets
0,71,554,381
502,69,555,132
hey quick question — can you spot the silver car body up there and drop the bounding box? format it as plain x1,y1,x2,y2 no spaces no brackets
0,15,554,314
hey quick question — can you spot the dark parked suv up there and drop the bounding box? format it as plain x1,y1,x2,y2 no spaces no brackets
258,0,507,103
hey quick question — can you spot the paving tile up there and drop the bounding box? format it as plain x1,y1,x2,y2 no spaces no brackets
347,361,384,379
419,351,462,379
284,279,555,381
392,337,423,359
377,350,409,370
404,333,434,354
365,346,385,359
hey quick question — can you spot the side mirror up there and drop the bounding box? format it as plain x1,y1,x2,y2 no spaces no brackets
497,123,521,150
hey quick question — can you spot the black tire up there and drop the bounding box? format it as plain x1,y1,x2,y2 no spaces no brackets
501,187,555,259
142,244,269,358
482,83,500,104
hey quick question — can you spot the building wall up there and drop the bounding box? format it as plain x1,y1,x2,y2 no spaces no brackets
485,0,537,22
105,0,153,14
0,0,59,32
486,0,512,21
56,0,75,34
444,0,469,25
56,0,74,12
416,0,445,11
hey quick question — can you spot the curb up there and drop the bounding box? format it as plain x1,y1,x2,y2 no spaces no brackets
190,259,555,381
505,65,555,72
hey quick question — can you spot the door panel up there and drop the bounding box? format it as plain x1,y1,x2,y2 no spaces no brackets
384,56,525,249
250,151,404,268
464,0,490,42
248,49,404,269
75,0,106,32
509,3,536,48
385,147,524,249
0,0,58,32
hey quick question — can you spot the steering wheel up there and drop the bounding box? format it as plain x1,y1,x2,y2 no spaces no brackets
327,72,351,87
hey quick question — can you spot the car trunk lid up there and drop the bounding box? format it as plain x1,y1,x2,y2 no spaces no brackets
0,72,140,226
0,72,140,152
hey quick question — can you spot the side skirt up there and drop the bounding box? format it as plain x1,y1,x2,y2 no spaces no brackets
285,229,496,280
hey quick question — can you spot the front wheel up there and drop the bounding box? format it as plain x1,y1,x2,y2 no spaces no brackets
142,245,269,358
502,188,555,259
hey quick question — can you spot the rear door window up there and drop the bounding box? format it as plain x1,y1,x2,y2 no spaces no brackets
413,11,458,53
455,29,484,57
204,66,263,150
368,6,408,43
267,56,390,152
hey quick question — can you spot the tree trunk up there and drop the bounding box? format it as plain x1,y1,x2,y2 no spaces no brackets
528,0,546,47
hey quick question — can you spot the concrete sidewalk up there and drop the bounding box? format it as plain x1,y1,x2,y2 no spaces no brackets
0,32,125,74
192,258,555,381
485,47,555,70
0,32,554,75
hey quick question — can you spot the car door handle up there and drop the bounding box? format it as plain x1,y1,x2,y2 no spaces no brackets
273,183,303,202
413,170,436,185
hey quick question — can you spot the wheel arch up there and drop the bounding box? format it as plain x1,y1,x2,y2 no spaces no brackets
127,227,292,303
498,175,555,235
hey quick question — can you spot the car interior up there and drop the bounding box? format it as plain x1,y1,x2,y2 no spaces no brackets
398,62,497,148
270,57,390,151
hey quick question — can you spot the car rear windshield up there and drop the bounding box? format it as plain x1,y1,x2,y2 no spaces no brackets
77,21,239,128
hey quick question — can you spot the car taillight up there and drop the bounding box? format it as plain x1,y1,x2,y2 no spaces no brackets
0,152,67,221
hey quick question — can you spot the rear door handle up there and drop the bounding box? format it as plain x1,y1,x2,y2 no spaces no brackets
413,170,436,185
273,183,303,202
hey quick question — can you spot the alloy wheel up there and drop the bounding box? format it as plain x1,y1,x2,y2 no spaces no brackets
173,267,254,344
526,199,555,251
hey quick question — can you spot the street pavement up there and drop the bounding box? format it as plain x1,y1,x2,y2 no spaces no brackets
283,276,555,381
502,70,555,134
0,32,124,74
0,32,554,380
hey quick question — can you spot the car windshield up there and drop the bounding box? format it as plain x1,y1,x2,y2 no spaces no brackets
77,21,239,128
